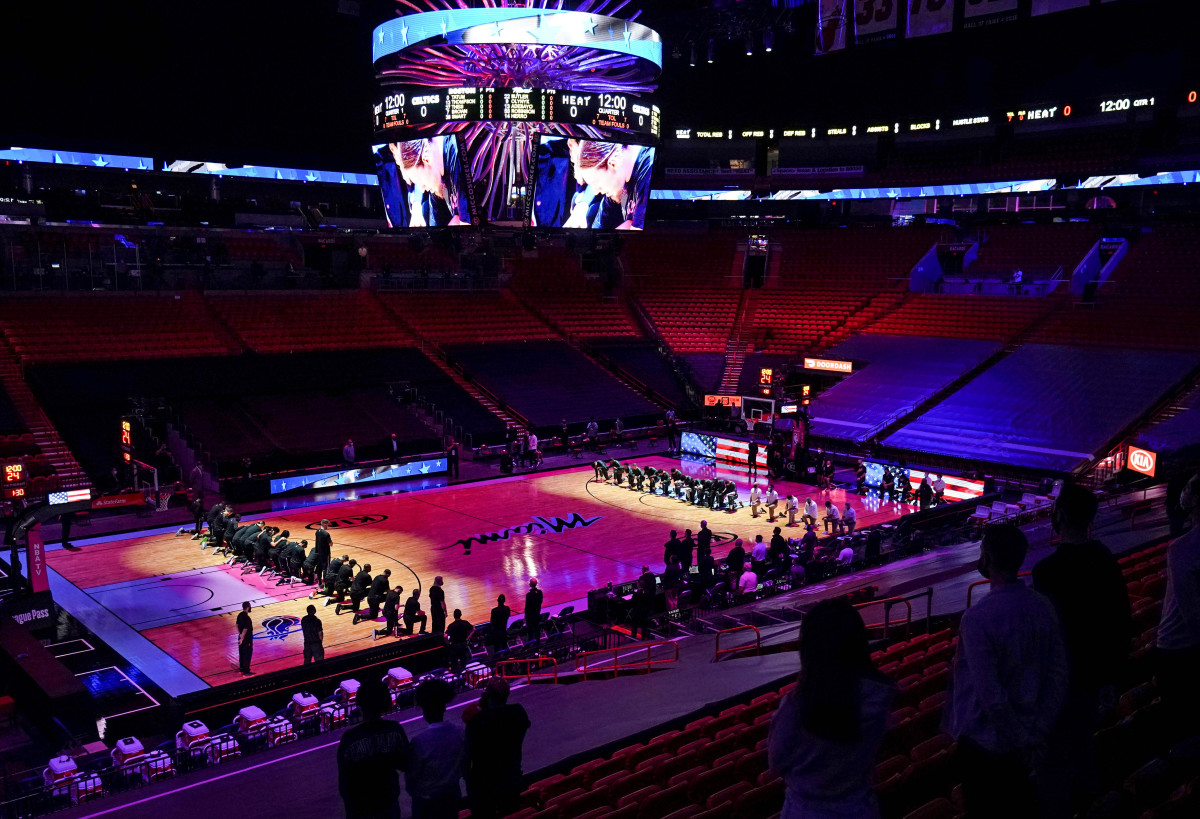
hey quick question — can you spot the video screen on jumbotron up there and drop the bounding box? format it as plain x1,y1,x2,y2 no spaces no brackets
529,136,655,231
373,135,475,229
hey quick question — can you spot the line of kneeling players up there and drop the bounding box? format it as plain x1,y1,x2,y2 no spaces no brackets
184,504,354,601
593,460,740,512
183,505,414,635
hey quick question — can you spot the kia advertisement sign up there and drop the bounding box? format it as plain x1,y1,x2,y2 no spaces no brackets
1128,446,1157,478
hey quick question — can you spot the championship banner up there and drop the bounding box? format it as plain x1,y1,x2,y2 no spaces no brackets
962,0,1020,29
853,0,900,44
815,0,851,55
1032,0,1091,15
26,526,48,594
905,0,955,38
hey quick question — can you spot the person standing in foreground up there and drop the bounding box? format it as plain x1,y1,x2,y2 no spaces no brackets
429,576,448,636
947,523,1068,819
337,677,410,819
524,578,543,646
235,601,254,676
1032,483,1131,817
748,437,759,477
407,679,465,819
1157,471,1200,734
487,595,511,663
300,604,324,665
446,609,474,673
464,678,531,818
769,598,896,819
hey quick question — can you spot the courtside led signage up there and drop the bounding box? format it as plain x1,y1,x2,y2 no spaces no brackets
1128,447,1157,478
804,357,853,373
704,395,742,407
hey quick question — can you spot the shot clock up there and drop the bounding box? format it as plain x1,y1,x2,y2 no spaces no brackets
4,462,27,499
120,419,133,464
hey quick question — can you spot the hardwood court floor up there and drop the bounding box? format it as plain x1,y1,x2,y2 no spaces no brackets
48,457,910,686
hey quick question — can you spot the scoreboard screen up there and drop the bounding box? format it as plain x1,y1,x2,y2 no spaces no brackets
374,87,661,139
528,136,655,231
373,135,476,230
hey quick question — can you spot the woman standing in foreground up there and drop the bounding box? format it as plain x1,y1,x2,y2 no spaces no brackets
769,598,897,818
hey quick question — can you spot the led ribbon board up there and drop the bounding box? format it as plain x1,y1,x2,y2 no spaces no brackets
372,9,663,74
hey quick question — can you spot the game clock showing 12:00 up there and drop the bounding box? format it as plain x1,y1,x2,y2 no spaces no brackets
4,462,26,499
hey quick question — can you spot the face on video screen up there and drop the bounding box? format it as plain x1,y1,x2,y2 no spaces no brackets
373,135,473,229
530,136,655,231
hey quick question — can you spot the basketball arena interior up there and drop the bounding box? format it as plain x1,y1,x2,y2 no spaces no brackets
2,1,1200,818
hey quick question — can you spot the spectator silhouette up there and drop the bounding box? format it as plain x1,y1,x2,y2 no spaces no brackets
1157,471,1200,734
768,598,896,818
948,523,1068,819
407,679,465,819
1033,483,1131,816
337,677,409,819
464,678,531,818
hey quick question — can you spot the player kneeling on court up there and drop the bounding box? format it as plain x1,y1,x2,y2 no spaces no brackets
300,541,321,584
373,585,404,639
336,563,372,616
357,568,391,625
402,589,428,635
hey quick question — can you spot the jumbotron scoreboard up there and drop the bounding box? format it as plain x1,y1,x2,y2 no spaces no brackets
374,87,661,139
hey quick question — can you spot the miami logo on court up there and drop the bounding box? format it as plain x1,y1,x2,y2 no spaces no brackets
254,615,302,641
442,512,603,555
305,515,388,530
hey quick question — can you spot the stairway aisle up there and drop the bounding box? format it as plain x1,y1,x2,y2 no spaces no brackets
717,289,760,395
370,291,528,434
0,340,91,490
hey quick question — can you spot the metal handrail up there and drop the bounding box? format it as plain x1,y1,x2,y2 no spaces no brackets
496,657,559,684
853,596,913,640
965,571,1033,608
573,640,680,680
714,625,761,662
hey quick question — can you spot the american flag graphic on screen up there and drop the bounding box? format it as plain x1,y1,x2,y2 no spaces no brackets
681,432,717,459
681,432,768,469
49,489,91,505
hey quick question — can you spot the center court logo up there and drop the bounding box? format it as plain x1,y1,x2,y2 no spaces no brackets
255,615,302,641
441,512,603,555
305,515,388,530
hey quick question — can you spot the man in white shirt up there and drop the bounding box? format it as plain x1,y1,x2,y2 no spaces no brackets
749,484,762,518
751,535,768,565
843,503,857,534
837,545,855,565
786,494,799,527
1158,472,1200,730
823,500,842,534
527,432,539,467
949,524,1068,818
765,485,779,523
407,679,466,816
803,497,818,526
932,474,946,505
737,562,758,598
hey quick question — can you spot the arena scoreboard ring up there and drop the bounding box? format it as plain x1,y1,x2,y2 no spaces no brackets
373,87,660,140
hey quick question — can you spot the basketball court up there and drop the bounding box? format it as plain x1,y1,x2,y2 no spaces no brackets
45,456,912,694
